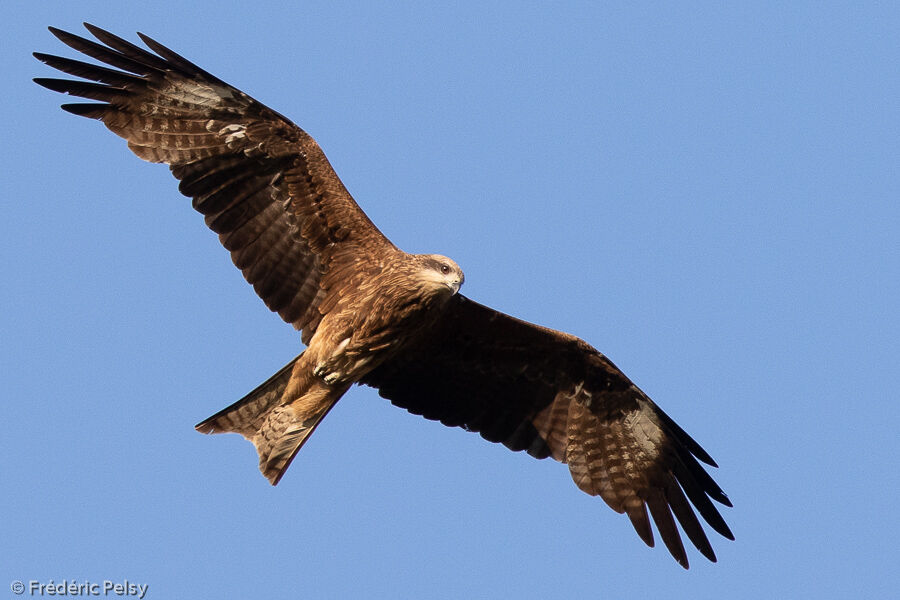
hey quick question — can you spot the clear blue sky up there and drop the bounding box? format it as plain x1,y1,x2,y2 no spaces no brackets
3,2,898,598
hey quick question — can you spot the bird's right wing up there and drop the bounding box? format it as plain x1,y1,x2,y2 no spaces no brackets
362,295,733,568
35,24,395,341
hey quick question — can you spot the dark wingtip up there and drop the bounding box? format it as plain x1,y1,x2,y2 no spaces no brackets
59,103,108,118
719,492,733,509
32,77,64,91
47,25,84,47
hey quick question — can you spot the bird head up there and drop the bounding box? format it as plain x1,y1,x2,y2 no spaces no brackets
416,254,465,296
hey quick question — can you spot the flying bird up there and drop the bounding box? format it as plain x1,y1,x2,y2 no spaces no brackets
35,23,733,568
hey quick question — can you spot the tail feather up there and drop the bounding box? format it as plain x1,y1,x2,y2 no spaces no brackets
195,352,344,485
195,354,302,438
256,393,341,485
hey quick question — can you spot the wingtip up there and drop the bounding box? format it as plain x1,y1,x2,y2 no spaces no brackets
46,25,88,49
32,77,60,91
720,524,736,542
698,545,718,564
59,103,108,118
81,23,123,47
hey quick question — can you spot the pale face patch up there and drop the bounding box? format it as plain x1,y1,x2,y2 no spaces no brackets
417,254,464,295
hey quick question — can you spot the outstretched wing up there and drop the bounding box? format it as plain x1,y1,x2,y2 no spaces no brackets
34,24,394,341
362,295,734,568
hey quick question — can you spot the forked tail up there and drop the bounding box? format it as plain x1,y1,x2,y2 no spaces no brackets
195,353,344,485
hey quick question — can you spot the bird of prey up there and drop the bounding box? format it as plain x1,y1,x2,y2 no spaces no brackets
35,23,733,568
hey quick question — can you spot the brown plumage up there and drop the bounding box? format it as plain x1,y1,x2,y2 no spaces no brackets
35,24,733,568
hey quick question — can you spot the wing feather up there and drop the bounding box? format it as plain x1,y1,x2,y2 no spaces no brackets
362,295,732,567
46,26,151,74
663,475,716,563
645,489,688,566
36,24,733,568
32,53,139,87
35,24,394,338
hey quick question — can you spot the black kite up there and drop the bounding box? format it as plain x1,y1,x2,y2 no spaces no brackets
35,24,733,568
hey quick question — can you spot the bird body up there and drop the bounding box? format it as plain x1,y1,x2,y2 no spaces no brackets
35,24,733,568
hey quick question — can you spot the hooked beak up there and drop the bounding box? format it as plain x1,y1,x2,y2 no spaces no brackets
446,275,463,295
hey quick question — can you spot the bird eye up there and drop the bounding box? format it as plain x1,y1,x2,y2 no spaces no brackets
440,264,451,275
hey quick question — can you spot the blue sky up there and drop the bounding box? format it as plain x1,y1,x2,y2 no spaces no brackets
3,2,898,598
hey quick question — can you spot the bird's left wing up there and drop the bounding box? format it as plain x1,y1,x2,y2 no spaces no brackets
34,24,395,342
361,295,733,568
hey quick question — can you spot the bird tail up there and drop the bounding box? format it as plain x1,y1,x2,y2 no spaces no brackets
195,354,303,438
195,353,344,485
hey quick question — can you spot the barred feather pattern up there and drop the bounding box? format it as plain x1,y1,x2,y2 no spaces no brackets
195,353,345,484
36,25,733,568
34,23,394,340
363,295,734,568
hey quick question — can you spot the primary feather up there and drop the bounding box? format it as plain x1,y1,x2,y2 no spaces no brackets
36,23,732,568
